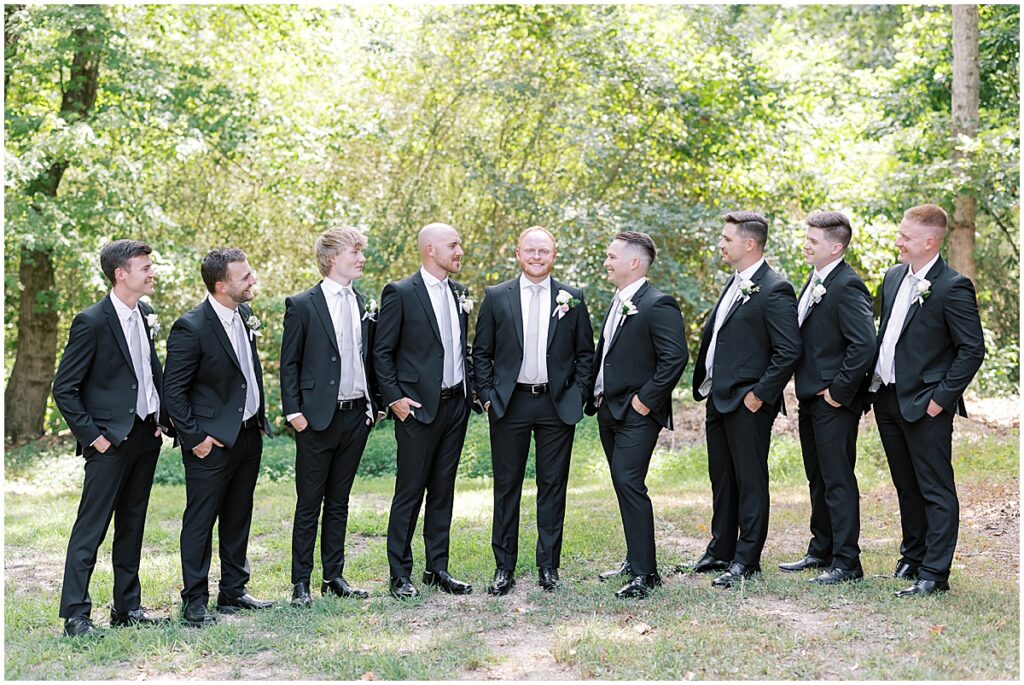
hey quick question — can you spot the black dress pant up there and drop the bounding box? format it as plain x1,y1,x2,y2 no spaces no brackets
291,402,371,585
386,394,469,578
797,397,861,570
59,417,162,619
704,399,777,567
597,403,662,576
874,385,958,582
180,423,262,609
489,388,575,571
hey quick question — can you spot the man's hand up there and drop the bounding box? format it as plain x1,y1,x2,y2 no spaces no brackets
743,391,764,413
193,435,225,459
391,397,422,422
926,399,944,417
93,435,112,454
290,414,309,433
631,394,651,416
817,388,842,408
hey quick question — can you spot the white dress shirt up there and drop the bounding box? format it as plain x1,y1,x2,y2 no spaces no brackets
874,252,940,384
700,257,765,397
517,274,551,384
109,291,159,416
207,294,260,421
797,257,842,326
420,266,465,387
593,276,647,399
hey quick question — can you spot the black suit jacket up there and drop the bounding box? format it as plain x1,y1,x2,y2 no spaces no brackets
793,260,876,413
53,295,171,455
279,281,383,432
867,257,984,421
692,261,802,413
372,271,478,424
473,277,595,424
163,299,273,451
584,281,688,429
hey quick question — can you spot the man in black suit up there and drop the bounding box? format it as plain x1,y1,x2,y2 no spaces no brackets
687,211,801,588
585,231,687,599
373,223,479,599
868,204,984,597
52,240,173,637
164,248,275,626
281,227,384,607
779,211,875,584
473,226,595,595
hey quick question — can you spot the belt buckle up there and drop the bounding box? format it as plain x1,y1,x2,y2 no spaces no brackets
530,384,543,395
338,400,355,411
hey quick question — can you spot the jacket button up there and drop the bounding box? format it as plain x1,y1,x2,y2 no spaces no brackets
331,356,337,362
436,376,441,381
241,383,246,389
238,407,243,412
129,408,135,414
131,383,137,390
329,379,336,385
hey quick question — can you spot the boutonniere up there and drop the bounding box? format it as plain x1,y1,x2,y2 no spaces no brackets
457,290,474,314
618,298,638,325
145,313,160,340
739,278,760,304
245,314,263,339
912,278,931,307
552,289,580,319
362,298,378,322
810,279,827,305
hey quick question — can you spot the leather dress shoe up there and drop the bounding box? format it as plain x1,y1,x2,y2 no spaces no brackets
678,552,731,574
614,572,663,599
778,555,831,572
598,559,632,582
64,616,101,637
216,592,274,614
389,576,420,600
712,563,762,588
110,607,170,627
487,569,515,596
538,567,560,591
182,604,217,627
895,579,949,597
322,577,369,599
291,582,312,607
809,567,864,585
423,570,473,595
892,560,920,580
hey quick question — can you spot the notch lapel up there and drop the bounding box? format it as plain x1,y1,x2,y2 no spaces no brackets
102,296,135,373
311,284,341,356
546,280,559,350
506,279,524,351
412,272,442,343
898,258,944,341
607,281,650,353
202,299,244,374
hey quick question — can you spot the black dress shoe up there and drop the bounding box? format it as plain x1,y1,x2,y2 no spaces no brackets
614,572,662,599
487,569,515,596
892,560,920,580
809,567,864,585
389,576,420,600
182,604,217,627
423,570,473,595
895,579,949,597
778,555,831,572
678,552,731,574
216,592,274,614
110,607,170,627
538,567,560,591
322,577,369,599
64,616,101,637
291,583,312,607
598,559,632,582
712,563,762,588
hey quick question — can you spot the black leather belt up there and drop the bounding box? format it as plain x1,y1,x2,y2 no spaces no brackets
439,385,464,400
337,399,365,411
515,383,549,395
134,413,156,425
241,416,260,429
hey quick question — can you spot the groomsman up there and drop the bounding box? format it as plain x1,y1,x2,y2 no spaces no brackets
164,248,274,626
473,226,595,595
868,204,984,597
280,227,383,607
779,212,875,584
688,211,801,588
52,240,172,637
586,232,688,599
374,223,479,599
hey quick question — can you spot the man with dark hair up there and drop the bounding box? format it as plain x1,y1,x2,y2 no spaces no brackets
687,211,801,588
778,211,875,584
53,239,173,637
164,248,274,626
473,226,595,595
868,203,984,597
586,231,688,599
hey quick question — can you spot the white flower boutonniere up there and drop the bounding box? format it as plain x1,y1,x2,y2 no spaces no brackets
739,278,760,304
810,280,827,305
145,313,160,340
912,278,931,307
618,298,638,325
552,289,580,319
245,314,263,339
362,298,379,322
458,290,474,314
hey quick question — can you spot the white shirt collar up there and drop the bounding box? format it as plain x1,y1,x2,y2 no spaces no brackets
736,257,765,283
519,274,551,292
108,291,139,321
420,266,449,289
813,257,843,283
207,293,239,326
321,276,353,297
616,276,647,303
908,253,940,280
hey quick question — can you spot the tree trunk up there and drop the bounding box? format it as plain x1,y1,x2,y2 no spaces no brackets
950,4,979,283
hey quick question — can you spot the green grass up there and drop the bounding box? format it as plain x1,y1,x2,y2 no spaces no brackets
4,414,1019,679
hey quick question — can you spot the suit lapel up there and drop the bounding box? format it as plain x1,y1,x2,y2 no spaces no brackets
607,281,650,353
877,264,908,338
506,279,524,350
355,289,371,358
546,279,559,350
898,258,944,341
450,281,468,345
412,272,442,343
311,283,341,356
102,296,135,373
720,261,769,331
801,260,846,326
203,299,244,373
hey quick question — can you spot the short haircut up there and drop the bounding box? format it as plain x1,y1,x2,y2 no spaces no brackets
315,226,368,277
614,231,657,266
903,204,948,239
517,225,556,248
201,248,247,294
722,210,769,250
806,211,853,249
100,239,152,286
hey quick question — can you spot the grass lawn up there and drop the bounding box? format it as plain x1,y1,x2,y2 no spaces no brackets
4,399,1019,680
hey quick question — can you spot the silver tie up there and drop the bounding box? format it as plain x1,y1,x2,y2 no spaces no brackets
524,284,542,382
232,314,260,417
128,310,149,417
339,288,357,397
439,282,456,387
879,275,918,384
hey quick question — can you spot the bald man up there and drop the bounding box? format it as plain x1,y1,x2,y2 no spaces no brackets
373,223,480,599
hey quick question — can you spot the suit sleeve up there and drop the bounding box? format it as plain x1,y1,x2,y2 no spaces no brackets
52,312,103,448
279,296,304,417
573,293,596,396
931,276,986,411
372,283,404,407
163,318,205,451
829,278,877,407
636,295,688,413
472,289,497,406
753,281,802,405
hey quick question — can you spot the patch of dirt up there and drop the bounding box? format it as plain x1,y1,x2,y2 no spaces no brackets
457,622,578,681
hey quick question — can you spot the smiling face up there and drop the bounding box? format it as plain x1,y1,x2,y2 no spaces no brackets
516,230,556,282
803,226,842,271
895,218,938,271
427,226,464,275
220,259,257,304
117,255,156,298
602,239,639,289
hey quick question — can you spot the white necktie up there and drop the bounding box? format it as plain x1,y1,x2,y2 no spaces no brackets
339,288,358,397
701,279,740,395
128,310,150,417
523,285,542,382
438,282,456,387
798,275,820,326
231,314,260,417
878,274,918,384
